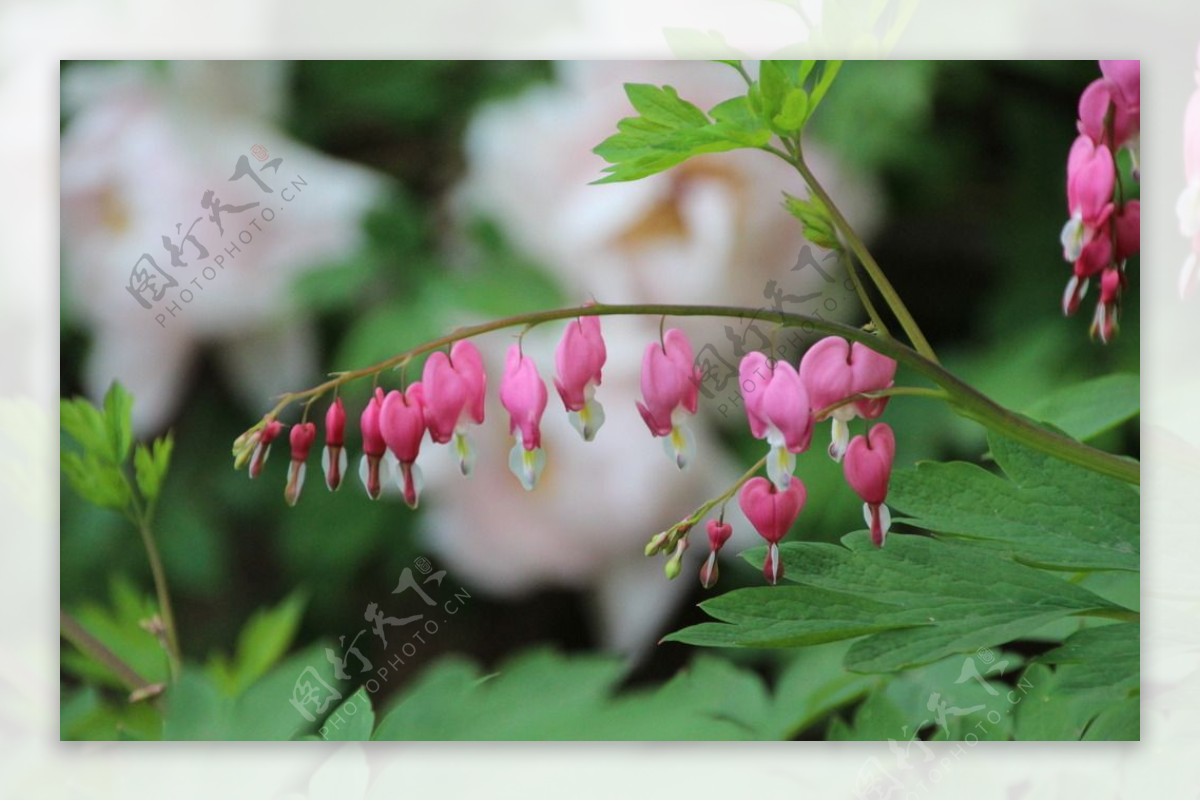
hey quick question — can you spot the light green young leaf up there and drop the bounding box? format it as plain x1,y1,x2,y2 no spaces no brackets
887,432,1139,572
61,450,131,512
133,433,174,503
665,534,1126,673
782,191,839,249
102,382,135,464
60,397,111,461
593,84,769,183
754,59,842,135
1024,373,1139,441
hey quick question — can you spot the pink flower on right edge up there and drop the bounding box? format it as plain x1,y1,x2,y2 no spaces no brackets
1061,59,1140,343
1179,44,1200,298
843,423,896,548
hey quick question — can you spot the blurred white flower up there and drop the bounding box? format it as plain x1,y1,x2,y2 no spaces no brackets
61,61,388,432
433,61,878,652
1179,44,1200,298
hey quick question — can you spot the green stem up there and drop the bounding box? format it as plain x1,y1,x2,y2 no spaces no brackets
131,509,181,680
60,610,157,696
839,250,891,338
260,303,1138,486
788,144,939,363
814,386,948,421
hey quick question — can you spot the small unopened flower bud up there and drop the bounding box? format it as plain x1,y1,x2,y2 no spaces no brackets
644,530,671,557
699,551,720,589
285,422,317,506
323,397,348,491
248,420,284,479
664,538,688,580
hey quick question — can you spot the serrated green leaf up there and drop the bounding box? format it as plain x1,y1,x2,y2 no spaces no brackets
754,60,841,134
133,434,173,503
666,535,1125,673
102,382,134,464
888,433,1139,572
60,397,110,460
593,84,769,183
773,88,810,132
208,593,308,696
61,450,131,512
1024,373,1139,441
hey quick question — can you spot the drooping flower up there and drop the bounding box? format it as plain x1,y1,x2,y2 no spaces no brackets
380,385,427,509
843,423,896,548
248,419,284,479
739,351,813,491
799,336,897,462
553,315,608,441
499,344,549,490
1061,135,1116,261
284,422,316,507
738,475,807,585
699,518,733,590
636,328,703,469
322,397,347,491
358,388,390,501
422,341,487,475
1078,60,1140,168
1179,53,1200,298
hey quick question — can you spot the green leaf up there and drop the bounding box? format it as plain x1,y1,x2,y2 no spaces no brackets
373,648,777,740
62,578,170,689
102,382,135,464
754,60,842,135
1082,694,1139,740
593,84,769,183
207,593,308,696
164,644,339,740
133,434,173,503
1039,622,1139,696
319,689,375,741
60,397,110,460
888,432,1139,572
1024,373,1139,441
61,450,131,512
782,191,839,250
665,534,1125,673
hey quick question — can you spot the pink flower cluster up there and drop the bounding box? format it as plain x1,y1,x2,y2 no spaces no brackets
1060,60,1140,343
246,319,902,589
698,335,898,585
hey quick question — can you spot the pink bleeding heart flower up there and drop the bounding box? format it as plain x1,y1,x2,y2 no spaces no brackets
738,475,807,585
1091,267,1125,344
248,419,284,479
499,344,548,490
284,422,316,507
739,351,814,491
699,518,734,589
322,397,348,492
636,328,702,469
843,423,896,548
1061,135,1116,265
358,388,390,500
422,341,487,475
553,315,608,442
380,385,427,509
799,336,897,462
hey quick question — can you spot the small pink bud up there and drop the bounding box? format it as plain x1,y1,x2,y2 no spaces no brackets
706,519,733,552
700,551,720,589
380,385,426,509
323,398,347,491
249,419,284,479
844,423,896,547
358,388,388,500
284,422,316,506
738,475,806,546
